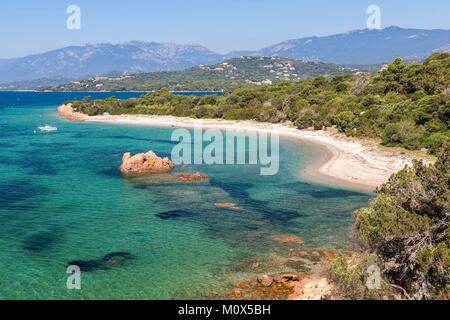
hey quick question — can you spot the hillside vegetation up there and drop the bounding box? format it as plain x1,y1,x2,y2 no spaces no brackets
71,53,450,156
51,56,359,92
330,143,449,299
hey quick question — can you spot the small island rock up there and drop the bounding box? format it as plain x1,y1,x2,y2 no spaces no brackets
119,151,174,175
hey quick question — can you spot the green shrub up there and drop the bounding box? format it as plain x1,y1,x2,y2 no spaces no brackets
381,120,425,150
329,254,391,299
417,244,450,298
332,111,355,132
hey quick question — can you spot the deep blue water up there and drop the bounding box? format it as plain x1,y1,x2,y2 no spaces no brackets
0,92,371,299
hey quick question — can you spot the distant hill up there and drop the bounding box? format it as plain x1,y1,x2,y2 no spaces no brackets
0,42,222,84
0,26,448,85
239,26,450,65
45,56,362,92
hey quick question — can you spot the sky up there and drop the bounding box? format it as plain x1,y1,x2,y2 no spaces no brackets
0,0,449,59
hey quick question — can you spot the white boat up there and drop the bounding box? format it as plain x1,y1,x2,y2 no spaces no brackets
38,125,58,132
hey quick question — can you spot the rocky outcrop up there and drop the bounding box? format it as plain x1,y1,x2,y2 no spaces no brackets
231,272,334,300
288,277,333,300
214,202,241,210
58,104,88,122
119,151,174,175
257,275,274,287
272,235,305,245
176,172,209,183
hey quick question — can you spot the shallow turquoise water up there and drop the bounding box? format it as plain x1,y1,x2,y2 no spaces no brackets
0,92,372,299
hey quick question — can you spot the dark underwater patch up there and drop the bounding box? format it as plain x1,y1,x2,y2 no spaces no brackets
0,155,18,166
68,251,135,272
156,210,196,220
98,168,122,178
0,180,44,208
210,179,305,224
281,181,313,190
22,231,57,252
106,135,180,146
0,127,30,138
209,180,259,204
29,142,73,150
260,209,302,222
106,135,153,142
26,157,59,176
0,142,17,148
309,189,366,199
68,259,101,272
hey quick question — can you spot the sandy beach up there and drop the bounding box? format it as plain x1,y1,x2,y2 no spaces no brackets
59,105,432,192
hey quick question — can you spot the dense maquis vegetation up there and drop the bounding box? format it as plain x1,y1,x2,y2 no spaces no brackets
52,56,360,92
71,53,450,156
52,57,362,91
330,144,449,299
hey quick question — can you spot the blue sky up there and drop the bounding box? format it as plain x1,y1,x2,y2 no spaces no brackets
1,0,449,58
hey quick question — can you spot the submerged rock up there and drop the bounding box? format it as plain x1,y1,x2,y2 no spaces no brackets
214,202,241,210
101,252,134,269
119,151,174,175
155,210,195,220
22,231,56,252
272,235,305,245
175,172,209,183
68,251,135,272
68,259,101,272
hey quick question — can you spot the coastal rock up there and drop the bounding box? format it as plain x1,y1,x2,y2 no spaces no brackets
119,151,174,175
297,251,308,258
322,250,336,261
214,202,241,210
311,250,321,257
288,277,333,300
176,172,209,183
272,235,305,245
57,104,87,122
273,274,300,284
251,262,260,269
257,275,274,287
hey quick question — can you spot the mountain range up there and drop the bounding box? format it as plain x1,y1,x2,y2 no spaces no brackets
0,26,448,84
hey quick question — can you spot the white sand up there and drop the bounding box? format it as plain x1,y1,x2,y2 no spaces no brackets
59,105,432,192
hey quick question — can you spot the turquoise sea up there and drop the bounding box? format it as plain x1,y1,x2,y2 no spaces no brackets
0,92,372,299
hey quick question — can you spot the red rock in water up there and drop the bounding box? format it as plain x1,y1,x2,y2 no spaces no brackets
175,172,209,183
214,202,241,210
119,151,174,175
272,235,305,245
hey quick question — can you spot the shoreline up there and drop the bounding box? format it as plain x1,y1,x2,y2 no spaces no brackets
58,104,431,192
